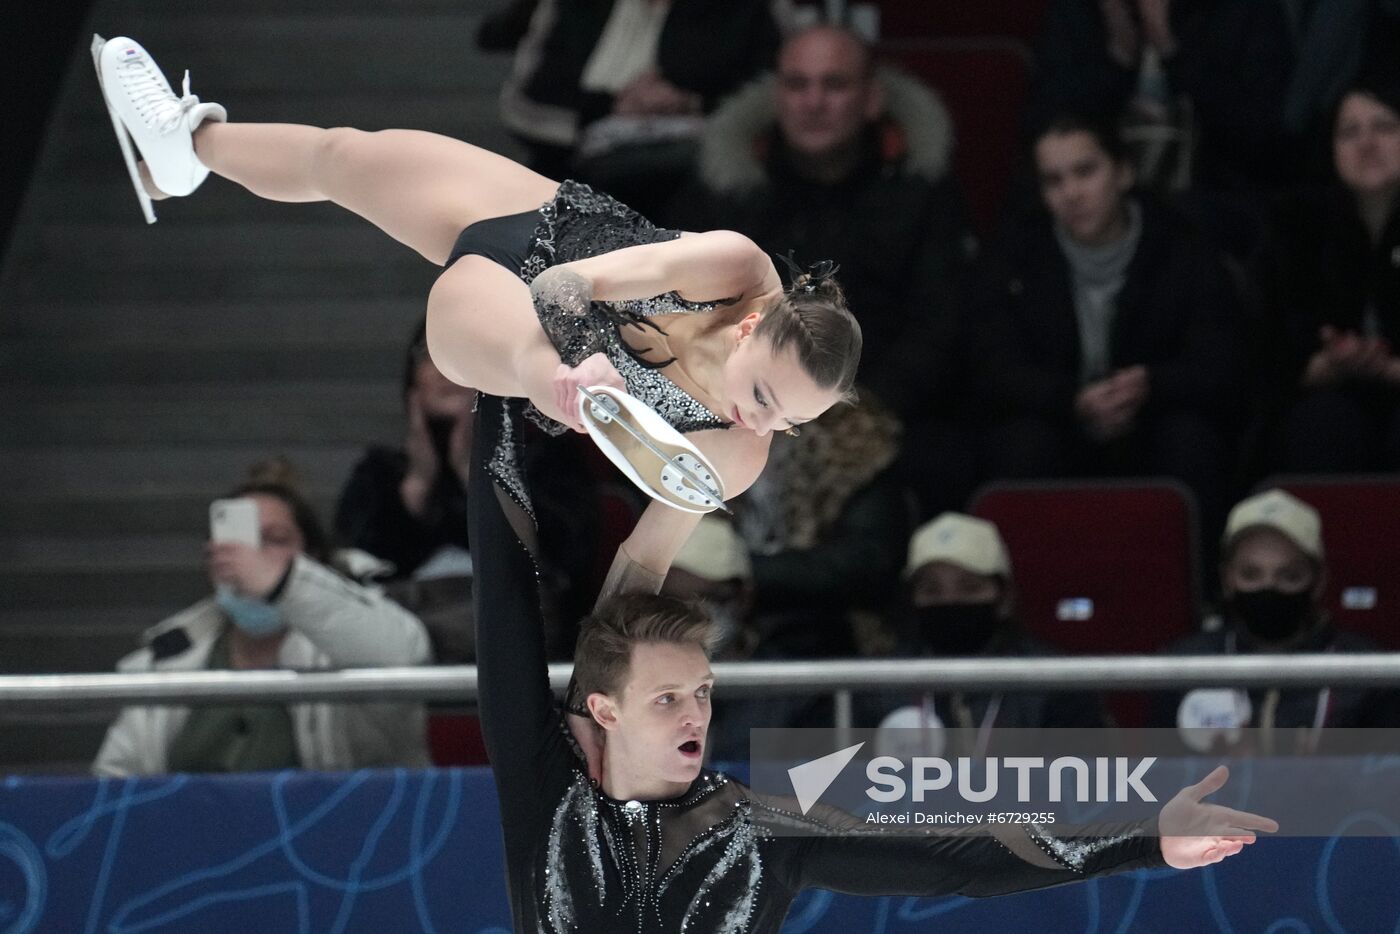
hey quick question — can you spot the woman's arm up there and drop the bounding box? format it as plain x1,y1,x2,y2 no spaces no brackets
598,427,770,593
558,230,779,304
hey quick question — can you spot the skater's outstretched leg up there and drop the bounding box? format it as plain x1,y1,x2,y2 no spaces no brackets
192,124,558,265
96,35,557,263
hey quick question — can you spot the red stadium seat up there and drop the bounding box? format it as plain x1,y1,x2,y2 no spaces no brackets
879,39,1031,237
872,0,1052,44
1263,476,1400,649
970,481,1202,727
427,709,489,766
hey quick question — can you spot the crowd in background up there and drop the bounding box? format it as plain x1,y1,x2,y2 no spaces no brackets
94,0,1400,774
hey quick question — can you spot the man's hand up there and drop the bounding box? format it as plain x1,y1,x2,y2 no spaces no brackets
614,70,702,116
1304,326,1396,386
1158,766,1278,869
555,353,627,432
1076,366,1150,441
207,542,291,600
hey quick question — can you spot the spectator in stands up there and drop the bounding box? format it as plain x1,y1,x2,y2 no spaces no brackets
1151,489,1400,748
736,392,907,659
861,513,1107,756
1257,77,1400,474
666,24,978,518
1030,0,1400,196
497,0,778,216
334,321,602,661
94,461,432,776
336,322,474,581
660,516,756,661
699,394,907,760
971,113,1243,552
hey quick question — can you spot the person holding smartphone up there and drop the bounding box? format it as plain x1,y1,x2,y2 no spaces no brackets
93,461,433,776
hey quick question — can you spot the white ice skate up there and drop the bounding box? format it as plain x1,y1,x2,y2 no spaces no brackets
91,34,226,223
577,386,729,515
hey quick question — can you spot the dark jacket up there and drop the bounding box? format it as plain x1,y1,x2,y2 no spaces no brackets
1256,186,1400,397
1149,622,1400,730
969,195,1243,425
335,446,467,579
749,472,908,626
502,0,778,145
857,627,1109,732
667,69,974,419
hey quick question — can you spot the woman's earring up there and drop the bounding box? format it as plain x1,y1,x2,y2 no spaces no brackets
785,427,801,438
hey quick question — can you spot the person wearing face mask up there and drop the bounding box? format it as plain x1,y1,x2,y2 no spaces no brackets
860,513,1108,757
93,461,433,776
1151,488,1400,748
659,516,756,660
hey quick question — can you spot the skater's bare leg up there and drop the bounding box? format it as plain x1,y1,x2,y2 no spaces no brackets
191,123,559,265
426,255,575,425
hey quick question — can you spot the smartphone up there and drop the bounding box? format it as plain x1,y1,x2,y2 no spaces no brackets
209,497,260,548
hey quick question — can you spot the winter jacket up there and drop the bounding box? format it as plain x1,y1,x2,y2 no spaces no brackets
969,195,1243,424
666,68,974,419
93,555,433,776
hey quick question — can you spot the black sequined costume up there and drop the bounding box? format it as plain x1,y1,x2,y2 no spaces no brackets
468,412,1168,934
446,180,730,521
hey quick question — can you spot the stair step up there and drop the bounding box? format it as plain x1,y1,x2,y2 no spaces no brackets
0,378,396,405
1,298,424,342
0,492,339,536
85,15,500,93
6,254,437,303
0,339,415,384
38,92,521,186
35,218,434,268
0,535,203,570
0,615,151,674
0,444,361,494
0,715,112,774
0,567,209,611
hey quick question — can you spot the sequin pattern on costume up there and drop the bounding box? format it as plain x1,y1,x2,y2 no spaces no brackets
486,180,730,510
539,764,763,933
518,180,731,437
1026,824,1144,872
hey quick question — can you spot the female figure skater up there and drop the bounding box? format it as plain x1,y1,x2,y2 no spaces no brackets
94,35,861,588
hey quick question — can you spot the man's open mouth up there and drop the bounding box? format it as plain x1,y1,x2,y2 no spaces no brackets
679,740,701,757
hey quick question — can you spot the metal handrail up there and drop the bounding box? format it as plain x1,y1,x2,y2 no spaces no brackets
2,654,1399,709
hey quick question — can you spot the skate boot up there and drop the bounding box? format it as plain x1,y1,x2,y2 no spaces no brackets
578,386,729,515
92,35,226,223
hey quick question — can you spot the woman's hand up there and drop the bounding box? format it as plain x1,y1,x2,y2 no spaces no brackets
1157,765,1277,869
207,542,291,600
554,352,627,432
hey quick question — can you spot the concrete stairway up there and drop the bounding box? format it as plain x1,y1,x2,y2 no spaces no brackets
0,0,520,770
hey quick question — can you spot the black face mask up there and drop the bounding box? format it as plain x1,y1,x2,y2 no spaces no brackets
425,416,457,463
1229,588,1313,643
911,603,1000,656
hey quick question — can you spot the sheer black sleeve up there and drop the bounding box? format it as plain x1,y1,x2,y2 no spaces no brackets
761,799,1166,899
468,410,576,828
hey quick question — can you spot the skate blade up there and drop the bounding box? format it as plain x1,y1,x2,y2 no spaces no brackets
91,34,156,224
579,386,729,515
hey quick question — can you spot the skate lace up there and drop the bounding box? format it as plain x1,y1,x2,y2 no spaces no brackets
119,60,202,134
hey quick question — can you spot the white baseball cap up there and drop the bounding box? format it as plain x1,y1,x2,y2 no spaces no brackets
672,517,752,581
1223,489,1323,560
905,512,1011,578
